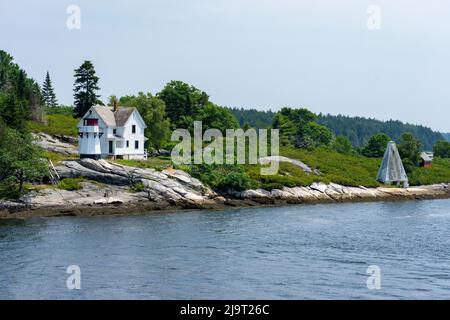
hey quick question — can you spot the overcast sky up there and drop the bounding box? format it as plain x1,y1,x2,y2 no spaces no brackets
1,0,449,132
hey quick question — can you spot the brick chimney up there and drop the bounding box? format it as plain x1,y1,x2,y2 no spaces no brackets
113,98,118,112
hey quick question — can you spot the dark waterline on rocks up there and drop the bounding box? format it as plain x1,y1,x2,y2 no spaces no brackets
1,199,450,299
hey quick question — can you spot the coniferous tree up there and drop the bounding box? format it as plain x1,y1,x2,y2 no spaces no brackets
73,60,100,118
16,69,26,99
42,71,58,107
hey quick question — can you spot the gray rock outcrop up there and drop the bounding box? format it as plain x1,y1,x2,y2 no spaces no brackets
33,133,78,156
55,159,214,206
234,182,450,203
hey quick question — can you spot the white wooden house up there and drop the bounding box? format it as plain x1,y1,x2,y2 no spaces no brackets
77,104,147,160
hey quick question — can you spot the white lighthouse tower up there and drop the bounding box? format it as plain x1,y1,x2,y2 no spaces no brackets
77,112,103,159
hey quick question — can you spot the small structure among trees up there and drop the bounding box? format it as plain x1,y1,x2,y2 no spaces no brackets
420,152,433,168
377,141,409,187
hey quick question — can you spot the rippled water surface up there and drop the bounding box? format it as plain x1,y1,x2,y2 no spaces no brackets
1,199,450,299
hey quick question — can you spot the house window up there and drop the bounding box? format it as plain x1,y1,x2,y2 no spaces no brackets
113,129,116,134
132,125,136,134
84,118,98,126
126,140,129,148
135,140,139,149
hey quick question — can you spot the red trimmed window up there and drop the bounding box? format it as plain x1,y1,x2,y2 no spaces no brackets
83,118,98,126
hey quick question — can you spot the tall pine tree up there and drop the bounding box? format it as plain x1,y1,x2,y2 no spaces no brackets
73,60,100,118
42,71,58,107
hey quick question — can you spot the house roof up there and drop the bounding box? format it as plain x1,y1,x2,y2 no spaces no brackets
89,105,138,128
92,105,116,127
114,107,136,127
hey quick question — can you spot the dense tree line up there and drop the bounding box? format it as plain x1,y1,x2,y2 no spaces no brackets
229,108,444,151
228,107,275,129
0,50,48,198
0,50,44,128
316,114,443,151
442,133,450,142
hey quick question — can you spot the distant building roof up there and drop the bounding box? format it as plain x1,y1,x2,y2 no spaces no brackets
420,152,433,162
377,141,409,185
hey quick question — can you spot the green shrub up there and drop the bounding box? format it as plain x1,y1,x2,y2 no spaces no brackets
187,163,257,192
130,181,145,192
434,140,450,158
0,178,21,199
216,172,253,192
57,178,84,191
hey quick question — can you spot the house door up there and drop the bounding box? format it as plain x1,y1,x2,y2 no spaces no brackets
109,141,113,154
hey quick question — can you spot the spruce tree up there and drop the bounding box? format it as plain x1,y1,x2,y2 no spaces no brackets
42,71,58,107
73,60,100,118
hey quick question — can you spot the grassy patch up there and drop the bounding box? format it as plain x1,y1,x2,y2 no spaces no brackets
42,150,77,165
28,114,79,137
244,162,329,190
280,147,382,187
114,156,172,171
57,178,84,191
23,183,52,191
408,158,450,186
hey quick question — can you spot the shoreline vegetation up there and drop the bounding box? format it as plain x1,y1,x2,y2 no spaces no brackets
2,49,450,219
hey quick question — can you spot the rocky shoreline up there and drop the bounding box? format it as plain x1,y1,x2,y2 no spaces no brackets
1,159,450,219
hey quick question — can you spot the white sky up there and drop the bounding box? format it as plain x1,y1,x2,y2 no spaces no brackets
1,0,449,131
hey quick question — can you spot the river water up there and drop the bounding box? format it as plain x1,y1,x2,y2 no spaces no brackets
1,199,450,299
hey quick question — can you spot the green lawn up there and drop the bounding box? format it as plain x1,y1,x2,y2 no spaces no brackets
28,114,79,137
114,156,172,171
